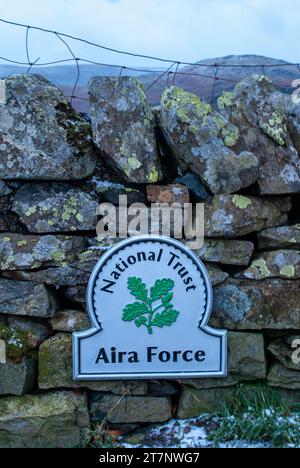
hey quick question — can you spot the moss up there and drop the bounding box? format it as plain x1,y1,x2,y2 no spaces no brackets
25,206,37,217
17,240,27,247
251,259,271,278
280,265,295,278
55,102,92,153
0,323,31,362
148,167,159,184
232,195,252,210
218,92,235,110
261,111,287,146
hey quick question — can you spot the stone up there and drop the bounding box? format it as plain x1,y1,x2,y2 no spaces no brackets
0,233,87,270
0,391,90,448
7,317,51,348
218,75,300,194
90,394,171,424
175,172,208,201
50,310,90,332
64,285,86,305
0,181,12,197
204,263,229,286
91,178,147,205
146,184,189,206
0,279,56,318
177,387,236,418
236,250,300,280
258,225,300,250
159,86,260,195
199,239,254,266
39,333,147,395
0,74,96,180
0,217,8,232
89,77,162,184
205,195,291,238
4,249,103,287
12,184,99,233
211,279,300,330
267,363,300,389
0,358,36,396
285,95,300,155
268,335,300,371
182,332,266,389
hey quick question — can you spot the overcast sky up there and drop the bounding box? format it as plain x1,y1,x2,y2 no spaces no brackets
0,0,299,68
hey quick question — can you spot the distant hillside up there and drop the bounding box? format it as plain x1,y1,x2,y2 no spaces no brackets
1,55,299,113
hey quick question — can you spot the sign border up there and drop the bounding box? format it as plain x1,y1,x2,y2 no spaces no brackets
73,235,227,380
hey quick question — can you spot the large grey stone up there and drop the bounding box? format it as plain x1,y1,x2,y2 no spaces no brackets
0,279,56,317
50,309,90,332
12,184,99,233
159,86,259,195
218,75,300,195
211,279,300,330
258,225,300,250
7,317,51,348
182,332,266,389
205,263,229,286
0,74,96,180
199,239,254,266
0,233,87,270
4,249,103,286
268,335,300,372
177,387,236,418
267,363,300,389
205,195,291,238
236,250,300,280
89,77,162,184
90,394,171,424
0,358,36,396
39,333,147,395
0,391,90,448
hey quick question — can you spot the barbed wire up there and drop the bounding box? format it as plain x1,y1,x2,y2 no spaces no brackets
0,17,299,108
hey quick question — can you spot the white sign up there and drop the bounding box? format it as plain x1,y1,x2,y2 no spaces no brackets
73,236,227,380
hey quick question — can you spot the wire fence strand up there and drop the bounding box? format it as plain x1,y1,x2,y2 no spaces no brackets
0,17,299,108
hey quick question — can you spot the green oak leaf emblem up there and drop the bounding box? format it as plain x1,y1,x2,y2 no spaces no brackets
122,277,179,334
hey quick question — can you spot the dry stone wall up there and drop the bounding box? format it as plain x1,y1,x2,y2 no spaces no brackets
0,73,300,447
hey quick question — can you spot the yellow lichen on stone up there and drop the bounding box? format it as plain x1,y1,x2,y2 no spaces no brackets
25,206,37,217
148,167,159,184
280,265,295,278
232,195,252,209
17,241,27,247
217,92,235,110
251,258,271,278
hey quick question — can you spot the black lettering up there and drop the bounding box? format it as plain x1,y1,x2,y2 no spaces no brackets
137,251,147,262
173,350,182,362
127,255,136,265
195,350,206,362
100,279,116,294
118,351,127,363
95,348,109,364
111,347,116,363
157,248,163,262
111,271,121,280
184,277,193,285
147,346,158,362
148,252,156,261
120,258,128,269
186,285,196,292
128,351,139,363
182,350,193,362
178,267,188,279
159,351,171,362
168,251,180,266
115,263,126,273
